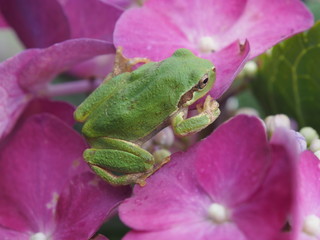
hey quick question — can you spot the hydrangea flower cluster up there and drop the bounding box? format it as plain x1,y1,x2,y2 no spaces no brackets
0,0,317,239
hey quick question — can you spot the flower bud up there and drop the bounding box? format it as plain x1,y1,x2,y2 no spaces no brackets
153,127,175,148
310,139,320,152
300,127,319,146
235,107,259,117
265,114,291,135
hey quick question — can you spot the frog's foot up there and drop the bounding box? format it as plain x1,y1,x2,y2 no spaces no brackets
84,137,168,186
112,47,151,76
172,95,220,137
196,95,221,122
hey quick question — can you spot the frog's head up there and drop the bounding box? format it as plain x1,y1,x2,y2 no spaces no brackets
172,49,216,107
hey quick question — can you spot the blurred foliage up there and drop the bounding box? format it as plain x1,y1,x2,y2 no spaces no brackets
251,22,320,132
98,215,130,240
306,0,320,21
237,88,263,115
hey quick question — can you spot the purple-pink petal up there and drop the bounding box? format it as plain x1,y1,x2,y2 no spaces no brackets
124,222,246,240
0,12,8,27
119,115,298,239
0,0,70,48
0,113,131,239
53,172,130,240
289,151,320,240
298,151,320,219
0,49,38,139
59,0,122,42
18,38,115,90
120,150,212,231
19,98,75,127
0,114,89,233
195,115,270,206
0,38,114,139
233,128,297,240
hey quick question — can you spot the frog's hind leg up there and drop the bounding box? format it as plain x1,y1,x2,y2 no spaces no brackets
84,137,166,186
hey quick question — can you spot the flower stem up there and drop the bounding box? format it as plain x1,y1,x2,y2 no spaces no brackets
43,78,103,97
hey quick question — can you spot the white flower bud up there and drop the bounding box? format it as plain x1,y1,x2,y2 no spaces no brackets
235,107,259,117
310,139,320,152
242,61,258,77
153,127,175,147
300,127,319,146
265,114,291,134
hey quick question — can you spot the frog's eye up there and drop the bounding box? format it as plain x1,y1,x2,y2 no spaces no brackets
197,74,209,90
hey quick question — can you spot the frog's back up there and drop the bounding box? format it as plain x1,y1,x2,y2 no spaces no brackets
82,49,214,143
82,62,183,142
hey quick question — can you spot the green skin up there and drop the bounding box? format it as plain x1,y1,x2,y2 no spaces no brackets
74,49,220,186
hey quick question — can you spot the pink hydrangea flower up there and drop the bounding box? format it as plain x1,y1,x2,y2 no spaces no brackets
0,38,114,139
0,0,123,77
114,0,313,98
119,115,298,240
290,151,320,239
0,0,122,48
0,107,131,240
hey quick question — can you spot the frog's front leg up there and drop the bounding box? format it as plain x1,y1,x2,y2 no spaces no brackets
84,137,168,186
171,95,220,136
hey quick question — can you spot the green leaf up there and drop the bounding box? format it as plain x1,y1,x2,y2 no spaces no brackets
251,22,320,132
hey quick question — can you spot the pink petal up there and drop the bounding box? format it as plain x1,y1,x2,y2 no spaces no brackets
114,5,193,60
222,0,314,58
233,128,297,240
119,149,211,231
114,4,250,99
298,151,320,216
114,0,313,59
114,0,247,58
0,0,70,48
290,151,320,240
0,114,89,233
0,229,28,240
124,222,246,240
209,40,249,98
53,172,130,240
195,115,270,206
114,0,312,97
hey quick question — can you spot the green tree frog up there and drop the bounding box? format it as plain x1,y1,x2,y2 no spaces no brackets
74,48,220,186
